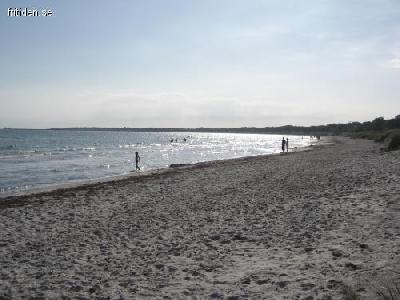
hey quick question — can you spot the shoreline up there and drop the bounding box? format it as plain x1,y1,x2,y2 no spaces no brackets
0,138,329,202
1,136,397,299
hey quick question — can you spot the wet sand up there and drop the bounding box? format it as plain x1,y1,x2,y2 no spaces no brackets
0,137,399,299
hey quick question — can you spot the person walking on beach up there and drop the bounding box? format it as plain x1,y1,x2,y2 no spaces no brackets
286,138,289,152
281,137,286,152
135,151,141,171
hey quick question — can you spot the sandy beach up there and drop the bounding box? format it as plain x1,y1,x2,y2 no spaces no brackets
0,137,399,299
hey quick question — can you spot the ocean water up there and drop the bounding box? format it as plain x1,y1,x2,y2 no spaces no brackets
0,129,311,195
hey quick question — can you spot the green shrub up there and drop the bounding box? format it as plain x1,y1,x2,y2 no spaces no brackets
384,130,400,151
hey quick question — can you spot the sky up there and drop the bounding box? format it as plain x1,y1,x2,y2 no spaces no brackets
0,0,399,128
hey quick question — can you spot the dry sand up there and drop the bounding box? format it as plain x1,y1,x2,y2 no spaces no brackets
0,137,399,299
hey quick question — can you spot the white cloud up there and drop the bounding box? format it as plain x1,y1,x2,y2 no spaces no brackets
72,89,302,128
390,58,400,69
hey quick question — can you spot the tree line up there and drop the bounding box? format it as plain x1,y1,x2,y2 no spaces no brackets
49,115,400,135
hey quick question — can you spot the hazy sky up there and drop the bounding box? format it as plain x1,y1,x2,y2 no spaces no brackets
1,0,399,128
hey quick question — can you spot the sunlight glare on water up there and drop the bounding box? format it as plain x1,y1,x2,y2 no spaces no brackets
0,130,311,194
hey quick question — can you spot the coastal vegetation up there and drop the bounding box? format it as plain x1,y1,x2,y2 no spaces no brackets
48,115,400,137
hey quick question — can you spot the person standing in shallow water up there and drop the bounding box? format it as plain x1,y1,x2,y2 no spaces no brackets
135,152,140,171
286,138,289,152
281,137,286,152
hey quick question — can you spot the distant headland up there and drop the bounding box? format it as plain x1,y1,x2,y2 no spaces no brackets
3,115,399,136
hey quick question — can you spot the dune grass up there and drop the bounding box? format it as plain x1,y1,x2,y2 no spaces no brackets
342,273,400,300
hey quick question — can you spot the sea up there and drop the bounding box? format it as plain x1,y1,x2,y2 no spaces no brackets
0,129,311,195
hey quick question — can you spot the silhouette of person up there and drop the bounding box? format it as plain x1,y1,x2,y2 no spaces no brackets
135,152,140,170
286,138,289,152
281,137,285,152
